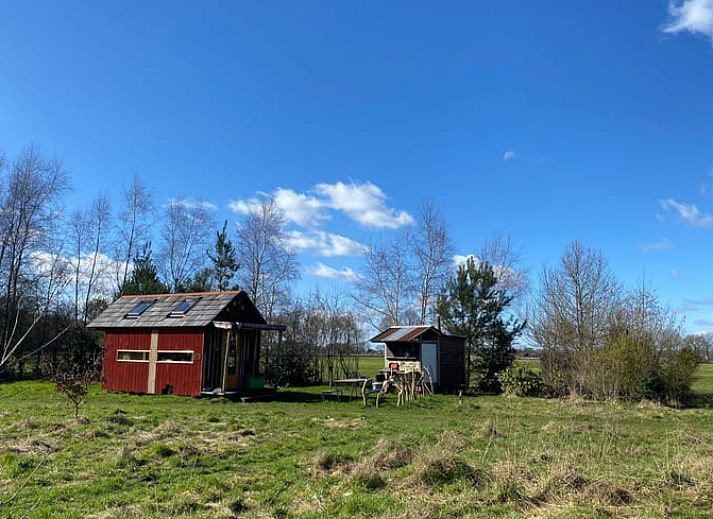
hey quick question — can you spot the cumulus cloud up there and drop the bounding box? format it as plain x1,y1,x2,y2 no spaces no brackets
640,238,674,252
168,197,217,211
229,181,413,230
660,198,713,227
503,150,518,162
286,230,368,257
228,188,326,228
309,262,361,282
663,0,713,42
30,251,128,299
314,181,414,229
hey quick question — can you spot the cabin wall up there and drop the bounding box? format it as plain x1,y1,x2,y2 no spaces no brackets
102,328,204,397
103,329,152,394
155,329,204,396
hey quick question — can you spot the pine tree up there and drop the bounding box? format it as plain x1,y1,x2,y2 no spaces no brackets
118,243,169,296
436,257,525,392
208,220,239,291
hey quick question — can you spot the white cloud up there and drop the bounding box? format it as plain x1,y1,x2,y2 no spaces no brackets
671,268,681,278
694,318,713,327
286,230,368,257
229,181,413,230
453,254,478,267
663,0,713,42
168,197,217,211
503,150,518,162
640,238,674,252
228,188,326,227
309,262,361,282
30,251,128,299
314,181,414,229
660,198,713,227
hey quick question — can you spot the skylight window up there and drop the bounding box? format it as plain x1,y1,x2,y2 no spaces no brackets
168,297,200,317
125,299,155,318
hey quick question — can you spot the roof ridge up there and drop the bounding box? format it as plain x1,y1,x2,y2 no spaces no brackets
119,290,242,299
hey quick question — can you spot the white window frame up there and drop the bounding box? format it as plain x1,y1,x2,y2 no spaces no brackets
157,350,194,364
117,349,150,362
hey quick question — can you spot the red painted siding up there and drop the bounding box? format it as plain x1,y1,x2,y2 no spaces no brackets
102,328,205,397
102,329,152,394
155,329,204,397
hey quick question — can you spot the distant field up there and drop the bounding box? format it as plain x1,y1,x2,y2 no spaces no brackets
2,368,713,518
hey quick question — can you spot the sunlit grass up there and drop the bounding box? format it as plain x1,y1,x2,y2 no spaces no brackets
1,367,713,518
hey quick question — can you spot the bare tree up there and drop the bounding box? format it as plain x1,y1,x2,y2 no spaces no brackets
157,199,214,292
529,240,620,395
414,201,453,325
114,176,154,292
81,195,112,326
0,146,69,370
69,207,90,321
477,232,529,304
236,198,299,320
354,233,418,329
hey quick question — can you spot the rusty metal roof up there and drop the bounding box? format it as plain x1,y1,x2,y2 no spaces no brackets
87,291,250,329
370,325,442,343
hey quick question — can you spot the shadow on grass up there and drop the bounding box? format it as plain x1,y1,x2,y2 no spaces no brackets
688,391,713,409
271,390,325,403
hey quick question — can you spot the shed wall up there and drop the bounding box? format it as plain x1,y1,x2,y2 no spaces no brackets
102,329,152,394
155,329,204,396
102,328,204,397
438,335,467,388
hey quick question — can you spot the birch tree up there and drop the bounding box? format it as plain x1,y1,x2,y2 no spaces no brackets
236,198,299,320
157,199,214,292
114,176,153,292
0,146,69,370
414,201,453,325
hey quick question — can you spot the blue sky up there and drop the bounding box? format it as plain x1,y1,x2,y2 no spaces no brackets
1,1,713,332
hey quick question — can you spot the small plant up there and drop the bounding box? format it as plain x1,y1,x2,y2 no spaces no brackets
499,364,544,397
50,361,97,418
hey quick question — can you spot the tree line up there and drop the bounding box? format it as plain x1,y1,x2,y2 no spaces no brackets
1,145,708,404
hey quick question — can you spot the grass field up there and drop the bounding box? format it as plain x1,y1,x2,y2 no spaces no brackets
1,366,713,518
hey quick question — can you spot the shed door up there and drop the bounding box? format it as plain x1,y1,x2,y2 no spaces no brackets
421,343,438,384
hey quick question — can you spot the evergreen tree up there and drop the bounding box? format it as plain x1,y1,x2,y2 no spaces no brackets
177,268,212,293
208,220,239,291
118,243,169,296
436,257,525,392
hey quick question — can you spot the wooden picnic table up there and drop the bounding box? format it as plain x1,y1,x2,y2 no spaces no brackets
323,378,372,404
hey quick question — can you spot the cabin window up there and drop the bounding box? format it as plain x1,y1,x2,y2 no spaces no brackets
117,350,150,362
125,299,155,318
386,343,419,360
157,351,193,363
168,297,200,317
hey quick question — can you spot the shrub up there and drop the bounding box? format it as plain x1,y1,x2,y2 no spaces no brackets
645,348,698,406
499,364,543,397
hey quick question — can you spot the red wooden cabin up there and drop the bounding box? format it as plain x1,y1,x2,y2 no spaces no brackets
88,291,284,397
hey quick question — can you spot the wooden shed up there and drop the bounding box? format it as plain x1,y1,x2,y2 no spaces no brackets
370,325,466,391
87,291,285,397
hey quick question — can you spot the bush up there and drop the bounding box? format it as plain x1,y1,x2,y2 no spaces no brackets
645,348,698,406
499,364,544,397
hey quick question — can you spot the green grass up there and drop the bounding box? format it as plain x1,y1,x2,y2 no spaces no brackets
2,366,713,518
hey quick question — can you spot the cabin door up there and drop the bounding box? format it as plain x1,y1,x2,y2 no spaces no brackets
225,331,239,391
421,342,438,384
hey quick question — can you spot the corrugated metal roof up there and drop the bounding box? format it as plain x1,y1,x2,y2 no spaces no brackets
370,325,442,343
87,291,243,329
